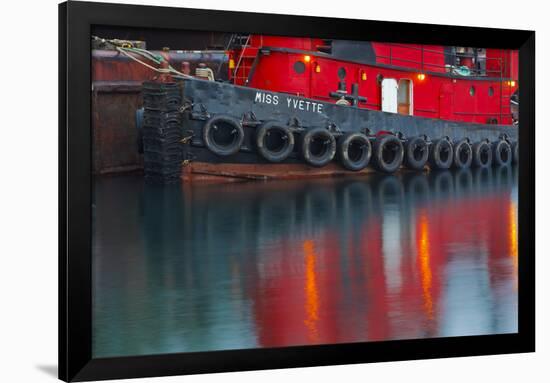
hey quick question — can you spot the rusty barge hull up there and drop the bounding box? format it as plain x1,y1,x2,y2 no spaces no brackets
141,78,518,183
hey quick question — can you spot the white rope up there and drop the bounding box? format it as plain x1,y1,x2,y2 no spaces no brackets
115,47,193,79
93,35,194,79
116,47,169,73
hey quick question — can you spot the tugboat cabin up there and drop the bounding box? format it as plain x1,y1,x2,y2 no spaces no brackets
227,35,519,125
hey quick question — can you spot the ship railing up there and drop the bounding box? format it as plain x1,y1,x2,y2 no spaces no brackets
377,43,507,78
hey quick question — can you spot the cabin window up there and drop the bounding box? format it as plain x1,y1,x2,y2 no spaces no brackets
488,86,494,96
294,61,306,74
469,86,476,96
338,67,347,79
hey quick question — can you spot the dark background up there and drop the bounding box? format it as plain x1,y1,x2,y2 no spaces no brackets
92,26,231,50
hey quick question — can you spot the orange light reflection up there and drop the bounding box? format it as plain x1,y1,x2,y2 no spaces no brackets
417,212,434,320
509,201,518,289
303,240,320,341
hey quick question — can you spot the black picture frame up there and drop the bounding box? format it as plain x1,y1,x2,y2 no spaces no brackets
59,1,535,381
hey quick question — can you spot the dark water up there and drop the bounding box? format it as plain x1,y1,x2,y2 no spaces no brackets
92,167,518,358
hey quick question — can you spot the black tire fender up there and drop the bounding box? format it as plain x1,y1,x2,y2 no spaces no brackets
404,136,429,171
337,132,372,171
472,141,492,168
492,140,512,166
452,139,473,169
301,127,336,167
372,134,404,174
255,121,295,163
429,138,453,170
202,114,244,156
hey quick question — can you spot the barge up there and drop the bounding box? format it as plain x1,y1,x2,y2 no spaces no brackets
99,34,519,182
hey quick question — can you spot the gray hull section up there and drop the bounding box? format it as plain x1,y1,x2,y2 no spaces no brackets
181,78,517,149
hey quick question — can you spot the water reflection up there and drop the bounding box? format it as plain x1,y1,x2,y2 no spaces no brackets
92,166,518,357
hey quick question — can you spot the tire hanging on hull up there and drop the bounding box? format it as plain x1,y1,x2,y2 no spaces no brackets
301,127,336,167
492,140,512,166
429,139,453,170
404,136,429,171
337,132,372,171
472,141,492,168
372,134,404,174
202,114,244,156
255,121,295,163
452,139,473,169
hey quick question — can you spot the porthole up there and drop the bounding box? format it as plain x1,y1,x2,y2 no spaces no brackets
294,61,306,74
488,86,494,96
469,86,476,96
338,67,347,79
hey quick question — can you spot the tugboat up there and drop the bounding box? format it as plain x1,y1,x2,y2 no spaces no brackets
128,34,519,182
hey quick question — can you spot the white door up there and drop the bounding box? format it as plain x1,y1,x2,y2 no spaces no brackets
381,78,398,113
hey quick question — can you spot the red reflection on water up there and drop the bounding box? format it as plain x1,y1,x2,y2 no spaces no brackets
509,201,518,289
361,222,390,342
249,181,517,348
92,171,519,357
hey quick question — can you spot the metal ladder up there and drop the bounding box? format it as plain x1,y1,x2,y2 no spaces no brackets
232,34,252,84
